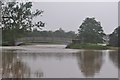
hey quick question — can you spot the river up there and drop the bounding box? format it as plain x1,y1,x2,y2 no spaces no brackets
1,44,118,78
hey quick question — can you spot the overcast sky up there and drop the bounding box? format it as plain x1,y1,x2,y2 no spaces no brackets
32,2,118,34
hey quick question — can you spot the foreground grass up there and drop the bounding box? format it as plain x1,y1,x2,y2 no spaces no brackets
66,43,109,50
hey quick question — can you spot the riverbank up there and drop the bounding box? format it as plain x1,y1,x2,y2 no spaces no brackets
2,41,67,46
2,42,119,50
1,44,81,54
66,43,111,50
108,47,119,50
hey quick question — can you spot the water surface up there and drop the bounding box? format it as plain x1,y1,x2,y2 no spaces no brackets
1,44,118,78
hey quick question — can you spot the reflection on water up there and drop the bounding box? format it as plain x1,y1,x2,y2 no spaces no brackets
109,51,119,68
76,51,103,77
1,46,118,78
2,50,31,78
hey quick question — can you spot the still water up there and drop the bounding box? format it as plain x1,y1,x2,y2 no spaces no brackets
1,44,118,78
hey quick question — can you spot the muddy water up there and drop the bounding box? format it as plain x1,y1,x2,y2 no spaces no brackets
1,44,118,78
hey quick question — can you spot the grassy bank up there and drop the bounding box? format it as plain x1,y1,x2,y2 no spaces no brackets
2,41,66,46
107,46,119,50
66,43,109,50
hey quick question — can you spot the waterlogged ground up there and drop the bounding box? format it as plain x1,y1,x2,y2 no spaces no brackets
1,44,119,78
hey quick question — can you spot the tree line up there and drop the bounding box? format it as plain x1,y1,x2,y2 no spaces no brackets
1,2,119,47
27,28,76,38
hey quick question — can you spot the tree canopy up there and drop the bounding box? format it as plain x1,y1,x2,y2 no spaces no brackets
2,2,44,45
78,17,105,44
109,26,119,47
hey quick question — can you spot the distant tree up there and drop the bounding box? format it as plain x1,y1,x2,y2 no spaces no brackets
109,26,119,47
2,2,44,45
26,28,76,39
78,17,105,43
66,31,76,38
54,28,65,37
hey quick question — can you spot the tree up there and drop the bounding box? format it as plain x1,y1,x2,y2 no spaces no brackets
109,26,119,47
2,2,45,45
54,28,65,37
78,17,105,44
66,31,76,38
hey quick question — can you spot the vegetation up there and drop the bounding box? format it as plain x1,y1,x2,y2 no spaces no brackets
66,25,119,50
66,17,107,50
66,43,108,50
26,28,76,38
2,2,44,46
109,26,119,47
1,1,118,48
78,17,105,43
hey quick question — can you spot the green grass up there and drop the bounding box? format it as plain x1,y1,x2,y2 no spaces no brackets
107,46,119,50
66,43,108,50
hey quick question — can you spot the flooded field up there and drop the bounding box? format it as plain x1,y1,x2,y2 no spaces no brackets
1,44,118,78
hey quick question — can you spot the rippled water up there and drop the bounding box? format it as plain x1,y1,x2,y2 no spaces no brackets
1,44,118,78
